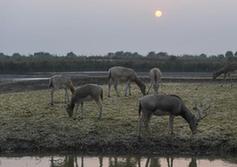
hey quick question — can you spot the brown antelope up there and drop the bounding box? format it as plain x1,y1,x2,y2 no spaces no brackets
138,94,210,137
48,75,75,105
213,63,237,84
147,67,162,94
108,66,146,97
66,84,103,119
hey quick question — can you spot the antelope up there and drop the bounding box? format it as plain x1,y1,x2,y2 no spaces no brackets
66,84,103,119
213,63,237,84
108,66,146,97
147,67,162,94
48,75,75,105
138,94,210,137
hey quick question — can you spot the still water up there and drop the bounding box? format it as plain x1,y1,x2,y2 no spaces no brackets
0,155,236,167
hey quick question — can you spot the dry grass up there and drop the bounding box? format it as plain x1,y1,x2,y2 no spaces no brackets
0,82,236,154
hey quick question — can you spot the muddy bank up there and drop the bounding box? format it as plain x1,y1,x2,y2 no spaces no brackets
0,83,236,155
1,132,236,156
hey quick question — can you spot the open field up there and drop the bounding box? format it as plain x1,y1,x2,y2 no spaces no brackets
0,82,237,155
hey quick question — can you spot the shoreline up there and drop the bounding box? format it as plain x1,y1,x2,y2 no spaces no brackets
0,76,236,94
1,135,236,156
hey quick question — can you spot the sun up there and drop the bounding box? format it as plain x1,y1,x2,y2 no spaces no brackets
155,10,162,17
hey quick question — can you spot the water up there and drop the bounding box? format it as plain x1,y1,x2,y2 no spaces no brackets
0,155,236,167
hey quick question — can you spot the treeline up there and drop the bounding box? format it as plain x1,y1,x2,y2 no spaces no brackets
0,51,237,73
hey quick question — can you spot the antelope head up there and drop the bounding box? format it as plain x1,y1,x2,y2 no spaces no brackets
191,100,211,134
212,72,218,80
66,103,74,117
141,84,146,95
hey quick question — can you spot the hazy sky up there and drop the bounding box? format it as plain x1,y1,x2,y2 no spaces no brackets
1,0,237,55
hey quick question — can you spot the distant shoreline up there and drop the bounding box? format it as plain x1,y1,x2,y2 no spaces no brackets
0,72,236,94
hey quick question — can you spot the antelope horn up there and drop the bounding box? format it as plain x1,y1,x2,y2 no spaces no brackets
197,104,211,121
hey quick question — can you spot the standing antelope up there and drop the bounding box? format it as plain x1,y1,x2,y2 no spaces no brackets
66,84,103,119
49,75,75,105
147,67,162,94
138,94,210,137
108,66,146,97
213,63,237,81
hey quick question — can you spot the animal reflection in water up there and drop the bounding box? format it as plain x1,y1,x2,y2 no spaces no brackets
49,156,197,167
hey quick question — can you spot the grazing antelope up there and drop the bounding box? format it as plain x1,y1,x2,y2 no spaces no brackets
108,66,146,97
213,63,237,82
147,67,162,94
138,94,210,137
48,75,75,105
66,84,103,119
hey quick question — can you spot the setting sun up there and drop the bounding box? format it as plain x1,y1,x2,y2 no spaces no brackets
155,10,162,17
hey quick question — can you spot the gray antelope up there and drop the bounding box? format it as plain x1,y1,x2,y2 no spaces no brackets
213,63,237,85
138,94,210,137
49,75,75,105
66,84,103,119
108,66,146,97
147,67,162,94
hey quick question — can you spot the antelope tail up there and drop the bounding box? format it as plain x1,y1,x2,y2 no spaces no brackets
100,89,103,101
48,79,53,88
154,72,158,82
68,80,76,94
108,69,112,80
138,101,142,117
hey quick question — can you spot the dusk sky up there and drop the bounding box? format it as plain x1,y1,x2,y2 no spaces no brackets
1,0,237,56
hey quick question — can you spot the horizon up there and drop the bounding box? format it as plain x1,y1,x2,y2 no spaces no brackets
1,51,235,57
2,50,236,57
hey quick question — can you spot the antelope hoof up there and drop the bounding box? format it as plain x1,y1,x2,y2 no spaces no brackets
137,135,142,141
78,117,83,120
170,132,174,136
98,116,102,120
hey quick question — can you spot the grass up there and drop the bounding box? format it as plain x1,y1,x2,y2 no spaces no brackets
0,82,237,155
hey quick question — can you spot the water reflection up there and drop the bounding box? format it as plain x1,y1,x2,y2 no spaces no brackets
189,158,197,167
0,155,236,167
46,155,235,167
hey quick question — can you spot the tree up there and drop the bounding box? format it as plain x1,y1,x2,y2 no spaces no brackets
147,51,156,58
12,53,21,57
12,53,22,61
114,51,124,58
66,52,77,57
225,51,234,58
234,51,237,57
199,53,207,58
157,52,168,57
169,55,177,61
33,52,52,59
217,54,224,59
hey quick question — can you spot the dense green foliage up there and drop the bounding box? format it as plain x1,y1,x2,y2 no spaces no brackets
0,51,237,73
